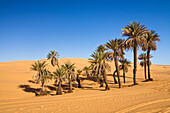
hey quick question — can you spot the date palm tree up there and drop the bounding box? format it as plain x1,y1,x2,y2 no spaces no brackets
77,69,82,88
89,50,110,90
62,63,76,93
53,67,66,95
40,69,52,92
105,38,122,88
83,66,90,76
122,21,148,85
47,50,59,67
118,38,126,83
97,44,108,53
138,53,149,80
143,30,160,81
31,61,47,83
119,59,131,83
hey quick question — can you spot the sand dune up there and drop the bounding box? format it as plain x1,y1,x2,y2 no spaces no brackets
0,58,169,113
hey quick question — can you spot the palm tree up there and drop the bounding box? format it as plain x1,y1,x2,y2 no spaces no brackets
122,21,148,85
83,66,90,76
47,50,59,67
138,53,147,79
105,38,122,88
119,59,131,83
77,69,82,88
97,44,108,53
118,38,126,83
40,69,52,92
89,50,110,90
31,61,47,83
62,63,76,93
53,67,66,95
143,30,160,81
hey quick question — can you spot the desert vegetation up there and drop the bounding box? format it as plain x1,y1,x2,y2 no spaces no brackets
29,21,160,96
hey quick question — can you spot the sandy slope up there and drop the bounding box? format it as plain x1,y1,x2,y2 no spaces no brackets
0,58,169,113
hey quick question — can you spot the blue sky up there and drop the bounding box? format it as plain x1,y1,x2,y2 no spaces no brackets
0,0,170,65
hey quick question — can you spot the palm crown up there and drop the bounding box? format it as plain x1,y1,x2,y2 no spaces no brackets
122,21,148,49
47,50,59,66
142,30,160,51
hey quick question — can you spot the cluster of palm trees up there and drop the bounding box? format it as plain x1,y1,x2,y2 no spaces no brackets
89,21,160,90
31,50,83,95
31,21,160,96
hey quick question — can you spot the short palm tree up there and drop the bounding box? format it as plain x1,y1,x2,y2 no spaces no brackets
31,61,47,83
62,63,76,93
138,53,152,80
122,21,148,85
105,38,122,88
89,50,110,90
47,50,59,67
40,69,52,91
83,66,90,76
53,67,66,95
77,69,82,88
97,44,108,53
119,59,131,83
143,30,160,81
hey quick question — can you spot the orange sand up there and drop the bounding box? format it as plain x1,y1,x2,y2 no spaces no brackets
0,58,169,113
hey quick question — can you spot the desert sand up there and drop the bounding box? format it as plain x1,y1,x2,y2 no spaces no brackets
0,58,169,113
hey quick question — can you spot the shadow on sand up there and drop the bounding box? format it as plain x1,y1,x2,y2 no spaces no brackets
19,74,144,96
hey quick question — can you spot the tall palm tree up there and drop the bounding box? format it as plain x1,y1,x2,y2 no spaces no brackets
77,69,82,88
53,67,66,95
105,39,122,88
118,38,126,83
122,21,148,85
83,66,90,76
47,50,59,67
62,63,76,93
143,30,160,81
89,50,110,90
119,59,131,83
31,61,47,83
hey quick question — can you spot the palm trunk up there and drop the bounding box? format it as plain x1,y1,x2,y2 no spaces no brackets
114,56,121,88
68,74,72,93
147,49,152,81
76,75,81,88
133,46,137,85
103,70,110,90
144,58,147,80
99,78,104,87
57,80,62,95
41,81,45,91
113,70,118,84
121,48,126,83
86,71,89,76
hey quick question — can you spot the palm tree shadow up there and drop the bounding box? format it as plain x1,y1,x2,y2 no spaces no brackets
27,80,36,84
18,85,50,96
18,85,41,96
81,86,105,91
81,76,98,82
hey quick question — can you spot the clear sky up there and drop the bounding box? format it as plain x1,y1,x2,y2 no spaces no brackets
0,0,170,65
